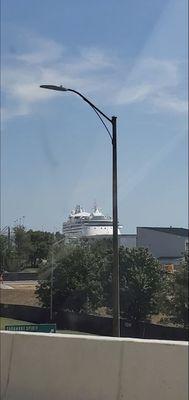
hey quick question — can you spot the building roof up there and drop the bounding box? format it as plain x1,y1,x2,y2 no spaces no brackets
139,227,189,237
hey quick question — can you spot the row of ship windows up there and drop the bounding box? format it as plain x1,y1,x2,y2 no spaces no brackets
64,227,111,230
91,227,110,230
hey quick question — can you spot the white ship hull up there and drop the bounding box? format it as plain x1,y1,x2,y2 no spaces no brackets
63,205,122,239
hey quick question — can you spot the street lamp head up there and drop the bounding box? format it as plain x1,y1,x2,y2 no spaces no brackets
40,85,68,91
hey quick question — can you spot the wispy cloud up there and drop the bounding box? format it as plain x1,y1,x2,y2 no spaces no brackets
119,129,187,203
1,34,187,120
153,94,188,113
15,37,65,65
115,58,187,111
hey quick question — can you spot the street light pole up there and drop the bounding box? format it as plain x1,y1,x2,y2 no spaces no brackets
40,84,120,336
112,116,120,337
50,247,54,322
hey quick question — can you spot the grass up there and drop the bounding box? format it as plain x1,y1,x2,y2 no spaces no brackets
0,317,32,330
0,287,40,306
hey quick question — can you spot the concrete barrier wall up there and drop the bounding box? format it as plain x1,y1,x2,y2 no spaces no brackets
0,331,188,400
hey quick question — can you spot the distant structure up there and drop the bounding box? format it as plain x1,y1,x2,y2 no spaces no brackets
62,205,122,239
136,227,188,267
113,226,188,269
63,206,188,269
119,234,137,249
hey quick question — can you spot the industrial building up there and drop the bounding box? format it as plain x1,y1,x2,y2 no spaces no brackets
118,227,188,269
136,227,188,266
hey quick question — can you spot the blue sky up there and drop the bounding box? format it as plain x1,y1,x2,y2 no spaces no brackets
1,0,188,233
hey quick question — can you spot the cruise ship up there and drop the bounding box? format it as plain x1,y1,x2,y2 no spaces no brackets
62,205,122,239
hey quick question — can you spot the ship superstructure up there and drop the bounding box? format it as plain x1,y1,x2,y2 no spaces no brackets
63,205,122,238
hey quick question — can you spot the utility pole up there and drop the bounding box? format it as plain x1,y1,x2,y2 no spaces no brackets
112,116,120,337
50,247,54,321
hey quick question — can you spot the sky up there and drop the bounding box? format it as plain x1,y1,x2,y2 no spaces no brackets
1,0,188,233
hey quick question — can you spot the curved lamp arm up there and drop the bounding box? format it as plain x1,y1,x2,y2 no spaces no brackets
40,85,113,140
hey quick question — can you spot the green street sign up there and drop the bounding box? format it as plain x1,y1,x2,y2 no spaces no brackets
5,324,56,333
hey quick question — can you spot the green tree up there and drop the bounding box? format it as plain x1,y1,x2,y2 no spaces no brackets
120,247,163,322
103,247,164,323
166,254,188,327
0,234,8,270
13,225,32,269
36,243,105,313
36,241,164,323
0,233,18,272
28,230,54,267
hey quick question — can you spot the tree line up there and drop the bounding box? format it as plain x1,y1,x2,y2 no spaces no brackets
0,225,62,271
36,239,188,327
0,227,188,327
